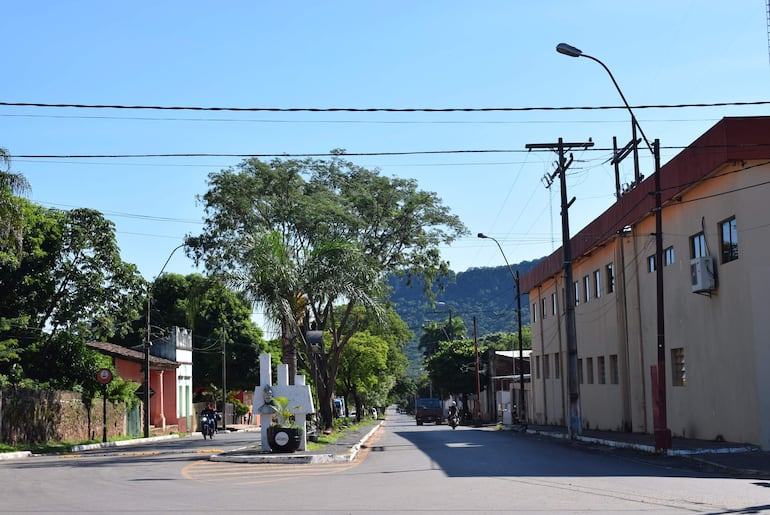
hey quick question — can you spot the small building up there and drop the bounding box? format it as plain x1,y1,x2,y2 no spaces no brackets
521,116,770,449
88,326,193,434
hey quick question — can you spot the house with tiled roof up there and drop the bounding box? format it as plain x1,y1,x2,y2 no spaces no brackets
88,326,193,434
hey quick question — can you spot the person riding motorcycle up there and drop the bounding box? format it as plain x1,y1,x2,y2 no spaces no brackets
201,404,217,436
447,400,459,428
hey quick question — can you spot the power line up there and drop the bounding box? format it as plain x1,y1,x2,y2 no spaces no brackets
2,100,769,112
12,142,770,160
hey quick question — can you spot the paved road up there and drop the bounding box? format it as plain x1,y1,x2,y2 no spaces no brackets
3,412,770,514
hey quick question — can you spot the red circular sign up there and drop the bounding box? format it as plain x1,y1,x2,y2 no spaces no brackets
96,368,113,384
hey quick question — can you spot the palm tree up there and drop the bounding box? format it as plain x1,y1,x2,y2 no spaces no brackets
0,148,30,267
233,230,307,382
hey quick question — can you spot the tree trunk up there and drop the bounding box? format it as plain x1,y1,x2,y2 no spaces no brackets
280,317,297,384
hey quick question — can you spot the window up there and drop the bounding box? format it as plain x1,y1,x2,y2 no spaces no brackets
573,281,580,306
609,355,619,384
551,292,557,316
535,355,541,379
647,255,656,273
672,348,686,386
606,262,615,293
586,357,594,384
664,246,675,266
593,269,601,299
532,303,537,323
541,298,546,320
691,232,706,258
578,358,583,384
554,352,561,379
597,356,606,384
583,275,590,303
544,354,551,379
720,217,738,263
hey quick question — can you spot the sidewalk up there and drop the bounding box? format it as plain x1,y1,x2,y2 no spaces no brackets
521,424,770,478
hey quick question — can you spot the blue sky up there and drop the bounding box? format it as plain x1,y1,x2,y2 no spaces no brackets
4,1,769,286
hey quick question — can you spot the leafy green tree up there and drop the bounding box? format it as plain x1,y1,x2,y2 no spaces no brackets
478,327,532,351
0,148,30,268
187,158,316,383
425,338,484,399
418,316,467,358
332,305,412,418
336,331,389,420
188,154,467,430
0,201,145,389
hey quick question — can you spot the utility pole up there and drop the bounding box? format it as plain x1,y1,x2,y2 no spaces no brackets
473,317,482,423
221,327,227,432
652,138,672,450
144,291,151,438
515,270,524,425
526,137,593,439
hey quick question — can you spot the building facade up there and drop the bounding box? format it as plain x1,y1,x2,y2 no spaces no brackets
521,117,770,449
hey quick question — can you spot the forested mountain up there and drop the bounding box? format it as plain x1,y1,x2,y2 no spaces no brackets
387,259,543,373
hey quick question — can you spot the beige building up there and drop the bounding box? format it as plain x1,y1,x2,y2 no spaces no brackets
521,117,770,450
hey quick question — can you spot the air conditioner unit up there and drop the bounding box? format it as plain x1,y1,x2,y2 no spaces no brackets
690,256,716,293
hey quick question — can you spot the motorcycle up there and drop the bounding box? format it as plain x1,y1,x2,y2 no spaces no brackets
200,412,217,439
448,410,460,430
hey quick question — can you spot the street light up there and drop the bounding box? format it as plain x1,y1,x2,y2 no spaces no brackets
557,42,671,450
144,243,185,438
477,233,525,426
556,43,653,155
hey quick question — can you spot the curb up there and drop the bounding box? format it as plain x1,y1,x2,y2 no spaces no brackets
523,426,767,477
71,434,179,452
0,451,32,461
212,420,384,464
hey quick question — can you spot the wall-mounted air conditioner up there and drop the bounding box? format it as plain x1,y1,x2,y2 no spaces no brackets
690,256,716,293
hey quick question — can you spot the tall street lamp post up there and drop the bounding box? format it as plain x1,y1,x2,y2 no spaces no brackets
144,243,185,438
556,42,671,450
477,233,525,425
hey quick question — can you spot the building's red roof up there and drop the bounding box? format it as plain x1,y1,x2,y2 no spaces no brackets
521,116,770,292
87,340,179,370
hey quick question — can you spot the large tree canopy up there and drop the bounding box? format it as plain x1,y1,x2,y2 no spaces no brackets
0,200,145,389
188,154,467,429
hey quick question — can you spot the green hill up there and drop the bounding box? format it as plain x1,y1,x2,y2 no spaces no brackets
387,259,542,374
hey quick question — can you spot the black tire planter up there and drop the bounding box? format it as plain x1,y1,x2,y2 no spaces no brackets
267,425,302,453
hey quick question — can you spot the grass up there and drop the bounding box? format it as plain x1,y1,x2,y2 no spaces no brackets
0,434,145,455
305,419,378,451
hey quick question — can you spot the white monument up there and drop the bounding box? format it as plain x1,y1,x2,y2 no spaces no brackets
252,353,315,452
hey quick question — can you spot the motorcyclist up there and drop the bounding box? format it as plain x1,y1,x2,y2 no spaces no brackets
448,400,459,423
201,404,217,433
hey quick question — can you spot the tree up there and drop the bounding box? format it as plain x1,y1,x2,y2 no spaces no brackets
0,147,30,268
332,305,412,418
425,339,483,399
187,158,316,383
336,331,389,420
188,154,468,430
477,327,532,352
418,317,467,358
0,201,146,389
